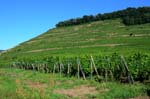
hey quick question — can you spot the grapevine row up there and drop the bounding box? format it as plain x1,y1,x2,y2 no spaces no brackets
11,53,150,82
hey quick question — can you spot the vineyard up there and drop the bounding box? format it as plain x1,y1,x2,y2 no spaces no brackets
12,53,150,83
0,4,150,98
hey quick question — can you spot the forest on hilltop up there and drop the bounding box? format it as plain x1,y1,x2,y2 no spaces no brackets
56,7,150,27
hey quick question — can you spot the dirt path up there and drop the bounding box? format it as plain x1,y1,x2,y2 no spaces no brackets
25,43,124,53
129,96,150,99
54,85,109,98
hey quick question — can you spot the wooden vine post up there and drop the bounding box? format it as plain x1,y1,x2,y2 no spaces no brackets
77,58,80,79
45,64,49,73
90,59,93,80
105,68,108,82
59,57,65,77
79,64,86,80
37,64,40,71
53,63,56,75
59,60,62,77
107,58,114,81
32,64,35,71
67,62,71,77
90,55,100,79
43,64,45,73
77,58,86,80
121,55,134,84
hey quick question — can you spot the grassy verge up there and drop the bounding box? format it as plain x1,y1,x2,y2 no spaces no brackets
0,68,149,99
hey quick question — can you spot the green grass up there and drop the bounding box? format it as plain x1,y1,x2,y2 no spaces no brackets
0,68,149,99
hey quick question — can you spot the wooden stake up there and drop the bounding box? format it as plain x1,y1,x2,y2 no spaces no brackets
42,64,45,73
121,55,134,84
107,58,114,81
91,55,100,79
105,69,108,82
77,58,80,79
90,60,93,80
59,61,62,77
77,58,86,80
67,63,70,76
80,64,86,80
53,63,56,74
32,64,34,70
45,64,48,73
37,64,40,71
109,70,114,81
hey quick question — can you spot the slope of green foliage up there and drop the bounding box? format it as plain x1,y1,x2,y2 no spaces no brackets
0,19,150,66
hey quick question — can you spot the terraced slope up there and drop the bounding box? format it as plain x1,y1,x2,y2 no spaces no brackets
0,19,150,65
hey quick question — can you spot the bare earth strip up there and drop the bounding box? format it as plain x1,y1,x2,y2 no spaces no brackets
129,96,150,99
26,48,62,53
25,43,125,53
26,34,150,45
26,80,47,89
119,34,150,37
26,40,41,44
54,85,109,98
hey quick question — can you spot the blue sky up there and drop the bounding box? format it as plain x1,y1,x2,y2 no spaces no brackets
0,0,150,50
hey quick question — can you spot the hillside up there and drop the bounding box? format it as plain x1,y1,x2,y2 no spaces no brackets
0,9,150,99
0,19,150,65
0,3,150,99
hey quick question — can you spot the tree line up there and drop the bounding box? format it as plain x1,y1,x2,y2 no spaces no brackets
56,7,150,27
